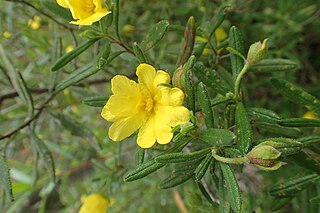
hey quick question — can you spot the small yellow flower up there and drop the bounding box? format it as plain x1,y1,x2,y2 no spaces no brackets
79,193,110,213
303,111,318,119
65,45,74,53
56,0,111,26
2,31,12,39
28,16,41,30
101,64,190,148
122,24,135,36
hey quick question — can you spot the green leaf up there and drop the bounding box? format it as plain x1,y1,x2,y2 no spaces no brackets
94,42,111,69
198,128,235,146
82,96,108,107
0,155,14,201
140,20,170,51
0,45,34,119
197,82,214,128
49,112,101,151
135,147,145,166
176,16,195,67
30,131,56,183
270,197,294,211
51,38,100,71
271,78,320,116
55,64,100,92
219,163,241,213
184,56,196,112
310,196,320,204
229,26,245,80
258,137,303,156
195,154,213,181
270,173,320,197
288,151,320,174
124,138,191,182
298,136,320,147
114,0,121,41
132,42,147,63
235,102,252,154
40,0,72,21
278,118,320,127
247,107,281,124
209,6,229,39
254,122,303,138
159,171,194,189
249,58,297,73
155,148,211,164
193,63,230,95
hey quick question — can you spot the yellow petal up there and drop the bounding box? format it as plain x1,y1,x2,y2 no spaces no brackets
79,193,109,213
67,0,93,20
101,75,144,121
215,27,227,42
154,114,173,144
111,75,140,95
56,0,69,8
137,116,156,148
70,10,111,26
156,106,190,127
155,87,185,106
153,70,170,91
108,114,146,141
136,63,156,94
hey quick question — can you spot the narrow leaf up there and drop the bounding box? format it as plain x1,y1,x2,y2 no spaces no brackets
0,155,14,201
159,172,194,189
288,151,320,174
198,128,235,147
270,173,320,197
235,102,252,154
197,82,214,128
140,20,169,51
271,78,320,116
184,56,196,112
124,138,191,182
195,154,213,181
55,64,100,92
30,131,56,183
49,112,101,151
249,58,297,73
229,26,245,80
278,118,320,127
155,148,211,164
176,16,195,67
132,42,147,63
219,163,241,213
51,38,99,71
82,96,108,107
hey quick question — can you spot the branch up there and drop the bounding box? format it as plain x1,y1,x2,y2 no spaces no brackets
0,94,55,141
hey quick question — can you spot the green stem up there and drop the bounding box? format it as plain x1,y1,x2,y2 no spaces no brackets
234,62,250,99
212,153,249,164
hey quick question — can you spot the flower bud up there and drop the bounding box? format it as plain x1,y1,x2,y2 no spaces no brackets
172,66,186,91
247,38,268,65
247,144,284,170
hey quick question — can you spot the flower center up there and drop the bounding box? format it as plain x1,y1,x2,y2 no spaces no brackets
84,0,95,12
144,97,154,112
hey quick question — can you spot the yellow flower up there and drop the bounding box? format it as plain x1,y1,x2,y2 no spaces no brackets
28,16,41,30
2,31,12,39
101,64,190,148
79,193,110,213
65,45,74,53
303,111,318,119
56,0,111,26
